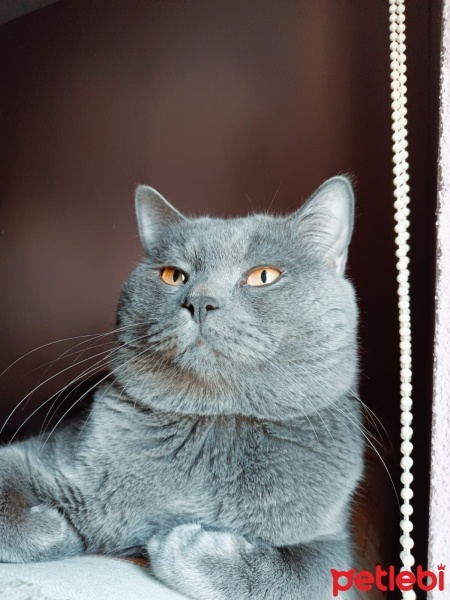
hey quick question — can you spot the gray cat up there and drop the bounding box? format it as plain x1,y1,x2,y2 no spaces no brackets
0,176,363,599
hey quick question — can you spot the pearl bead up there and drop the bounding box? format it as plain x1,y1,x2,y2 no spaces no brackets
401,425,413,440
400,518,413,532
401,441,413,455
402,536,414,551
401,413,413,427
401,488,414,501
401,456,413,470
401,552,415,569
401,399,413,411
401,503,413,517
401,472,413,485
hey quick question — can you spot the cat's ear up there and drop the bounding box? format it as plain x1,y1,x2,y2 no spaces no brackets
293,176,354,275
135,185,185,253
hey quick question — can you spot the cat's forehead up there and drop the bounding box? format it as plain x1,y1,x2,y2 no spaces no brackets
158,214,289,268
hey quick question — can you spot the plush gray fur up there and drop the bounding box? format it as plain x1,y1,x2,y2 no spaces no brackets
0,177,364,599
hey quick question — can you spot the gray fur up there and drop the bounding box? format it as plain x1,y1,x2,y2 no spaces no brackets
0,176,364,599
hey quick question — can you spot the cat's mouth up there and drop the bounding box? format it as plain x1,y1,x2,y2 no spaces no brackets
189,334,218,354
178,329,226,364
184,320,213,344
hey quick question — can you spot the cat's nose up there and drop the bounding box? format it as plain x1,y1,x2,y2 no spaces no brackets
182,295,220,324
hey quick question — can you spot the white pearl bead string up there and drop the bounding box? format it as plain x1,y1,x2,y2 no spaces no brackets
389,1,415,598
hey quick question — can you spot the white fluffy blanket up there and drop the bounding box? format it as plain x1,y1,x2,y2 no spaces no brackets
0,556,187,600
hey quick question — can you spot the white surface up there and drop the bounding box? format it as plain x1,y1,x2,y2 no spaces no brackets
0,556,188,600
428,0,450,595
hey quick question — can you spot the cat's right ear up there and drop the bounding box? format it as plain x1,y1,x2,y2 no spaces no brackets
135,185,185,253
291,176,354,275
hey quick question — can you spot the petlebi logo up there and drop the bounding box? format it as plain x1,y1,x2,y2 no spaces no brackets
330,564,445,596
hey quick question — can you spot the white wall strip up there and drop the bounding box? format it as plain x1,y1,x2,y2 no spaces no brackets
428,1,450,597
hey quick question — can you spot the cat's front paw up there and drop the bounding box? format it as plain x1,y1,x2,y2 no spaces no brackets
0,448,84,563
148,524,254,600
0,498,83,563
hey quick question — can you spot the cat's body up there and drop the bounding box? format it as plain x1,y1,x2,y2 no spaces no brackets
0,177,364,599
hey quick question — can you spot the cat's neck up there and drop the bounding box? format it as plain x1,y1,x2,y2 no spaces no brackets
92,376,359,431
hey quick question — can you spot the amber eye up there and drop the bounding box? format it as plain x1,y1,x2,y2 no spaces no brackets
245,267,282,287
160,267,187,286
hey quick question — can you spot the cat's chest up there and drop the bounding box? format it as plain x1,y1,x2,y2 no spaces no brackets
125,416,278,482
117,416,313,511
89,401,357,514
78,404,359,546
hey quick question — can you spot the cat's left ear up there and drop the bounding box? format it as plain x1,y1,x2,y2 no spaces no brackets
135,185,186,253
292,176,355,275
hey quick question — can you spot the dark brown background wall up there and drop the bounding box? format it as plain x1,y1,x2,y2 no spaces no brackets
0,0,440,583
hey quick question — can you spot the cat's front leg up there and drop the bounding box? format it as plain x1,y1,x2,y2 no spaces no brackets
148,524,358,600
0,445,83,563
148,524,256,600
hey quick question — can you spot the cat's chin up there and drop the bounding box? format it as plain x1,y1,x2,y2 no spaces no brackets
175,340,224,373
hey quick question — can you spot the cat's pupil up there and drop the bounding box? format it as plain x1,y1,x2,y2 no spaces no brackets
173,270,180,282
261,270,267,283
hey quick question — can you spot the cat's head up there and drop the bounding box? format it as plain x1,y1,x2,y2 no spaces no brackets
113,177,358,420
